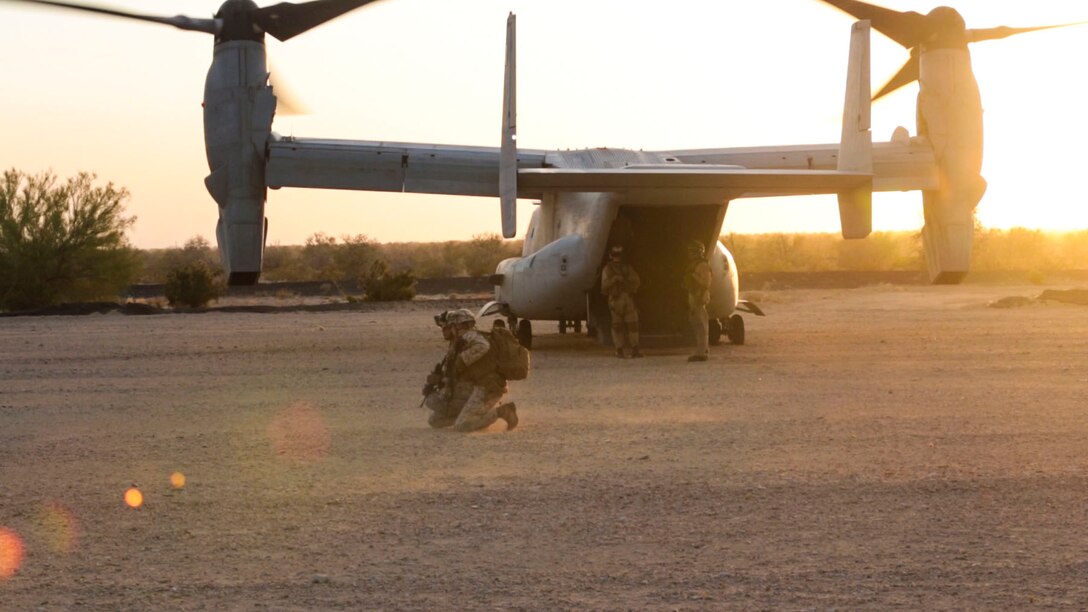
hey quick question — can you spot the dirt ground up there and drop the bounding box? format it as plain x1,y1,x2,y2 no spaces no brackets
2,284,1088,610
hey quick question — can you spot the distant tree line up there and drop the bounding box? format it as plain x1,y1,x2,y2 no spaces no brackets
137,232,523,284
6,169,1088,312
724,228,1088,274
136,227,1088,287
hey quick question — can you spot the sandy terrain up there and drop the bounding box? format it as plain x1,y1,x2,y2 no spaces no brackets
2,284,1088,610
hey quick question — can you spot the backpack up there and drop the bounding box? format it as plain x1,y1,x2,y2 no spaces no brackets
484,325,531,381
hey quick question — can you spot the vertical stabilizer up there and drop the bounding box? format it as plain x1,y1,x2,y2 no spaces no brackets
837,20,873,240
499,12,517,238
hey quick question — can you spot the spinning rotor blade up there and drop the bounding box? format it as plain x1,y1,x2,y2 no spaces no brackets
10,0,220,34
968,22,1088,44
252,0,384,41
819,1,1088,99
815,0,928,48
268,63,309,115
872,51,918,101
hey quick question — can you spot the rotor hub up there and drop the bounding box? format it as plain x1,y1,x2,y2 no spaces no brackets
215,0,263,43
922,7,968,50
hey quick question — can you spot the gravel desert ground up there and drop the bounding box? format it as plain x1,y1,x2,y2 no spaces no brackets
2,283,1088,610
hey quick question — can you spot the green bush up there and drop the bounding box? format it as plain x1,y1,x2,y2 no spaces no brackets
164,261,222,308
362,259,416,301
0,169,140,311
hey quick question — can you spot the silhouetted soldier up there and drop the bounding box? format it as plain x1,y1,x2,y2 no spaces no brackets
682,240,711,362
600,245,643,358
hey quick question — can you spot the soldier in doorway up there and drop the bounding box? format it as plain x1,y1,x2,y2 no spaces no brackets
600,245,643,358
682,240,712,362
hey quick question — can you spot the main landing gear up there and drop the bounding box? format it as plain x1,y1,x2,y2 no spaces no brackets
558,319,583,334
506,316,534,349
709,314,746,346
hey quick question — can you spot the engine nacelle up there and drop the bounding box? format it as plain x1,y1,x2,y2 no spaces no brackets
917,48,987,284
493,234,593,320
203,40,275,285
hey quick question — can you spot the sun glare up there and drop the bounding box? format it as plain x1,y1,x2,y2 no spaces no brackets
0,527,25,579
38,502,79,553
124,487,144,509
267,402,330,462
170,472,186,489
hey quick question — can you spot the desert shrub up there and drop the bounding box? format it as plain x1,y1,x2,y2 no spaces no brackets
164,261,222,308
972,227,1063,272
836,231,923,271
0,169,140,311
461,233,509,275
334,234,378,281
362,259,416,301
140,235,219,283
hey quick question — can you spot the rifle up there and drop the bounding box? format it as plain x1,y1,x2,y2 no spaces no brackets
419,360,445,407
419,339,464,407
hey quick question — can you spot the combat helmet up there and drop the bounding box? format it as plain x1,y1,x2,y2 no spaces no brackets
433,310,450,327
445,308,477,327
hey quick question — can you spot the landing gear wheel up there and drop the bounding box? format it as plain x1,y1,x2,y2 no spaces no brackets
559,319,568,334
586,323,596,338
516,319,533,350
574,320,583,333
726,314,745,345
708,318,723,346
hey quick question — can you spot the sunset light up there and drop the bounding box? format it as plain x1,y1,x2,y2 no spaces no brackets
0,1,1084,247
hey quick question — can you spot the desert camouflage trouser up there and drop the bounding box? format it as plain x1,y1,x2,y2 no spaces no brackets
608,293,640,349
453,383,508,433
424,381,473,429
688,293,709,358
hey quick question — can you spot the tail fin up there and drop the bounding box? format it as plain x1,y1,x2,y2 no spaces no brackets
498,12,518,238
837,20,873,239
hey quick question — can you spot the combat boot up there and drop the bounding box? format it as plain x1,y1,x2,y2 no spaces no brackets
687,354,708,362
631,347,644,358
615,348,625,359
497,402,519,430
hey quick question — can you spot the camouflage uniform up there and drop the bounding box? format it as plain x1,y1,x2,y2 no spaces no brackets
683,242,712,361
450,328,509,432
600,254,641,356
423,340,474,428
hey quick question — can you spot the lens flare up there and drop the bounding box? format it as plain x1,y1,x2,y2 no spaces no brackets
170,472,186,489
0,527,25,579
124,487,143,509
38,502,79,553
267,402,329,462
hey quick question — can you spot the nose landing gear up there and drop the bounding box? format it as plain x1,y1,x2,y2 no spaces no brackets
709,314,746,346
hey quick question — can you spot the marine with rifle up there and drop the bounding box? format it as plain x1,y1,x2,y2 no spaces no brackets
420,309,519,431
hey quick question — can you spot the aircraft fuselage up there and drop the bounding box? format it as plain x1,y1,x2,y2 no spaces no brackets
493,150,740,345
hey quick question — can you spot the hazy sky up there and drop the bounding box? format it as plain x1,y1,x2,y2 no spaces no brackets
2,0,1087,248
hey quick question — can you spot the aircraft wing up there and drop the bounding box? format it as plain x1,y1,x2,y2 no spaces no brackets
517,167,870,200
266,135,546,197
266,134,934,202
660,137,938,195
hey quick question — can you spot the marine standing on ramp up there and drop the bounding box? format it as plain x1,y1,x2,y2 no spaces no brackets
441,309,519,432
682,240,712,362
600,245,643,358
